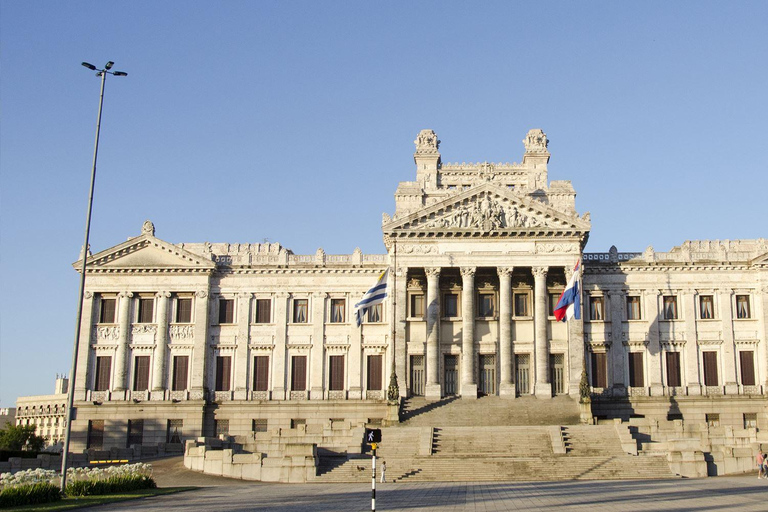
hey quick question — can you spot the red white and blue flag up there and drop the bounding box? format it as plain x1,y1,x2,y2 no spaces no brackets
553,260,581,322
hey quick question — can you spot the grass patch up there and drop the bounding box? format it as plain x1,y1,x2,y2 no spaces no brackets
9,487,196,511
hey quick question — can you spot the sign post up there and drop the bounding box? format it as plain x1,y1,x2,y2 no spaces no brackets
365,428,382,511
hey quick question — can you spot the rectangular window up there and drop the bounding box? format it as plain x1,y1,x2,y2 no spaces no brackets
663,296,678,320
548,293,561,317
736,295,751,319
628,353,644,387
253,355,269,392
478,293,496,317
99,298,117,323
366,303,382,323
218,298,235,324
744,413,757,429
214,419,229,437
589,296,604,321
172,355,189,391
329,355,345,391
699,295,714,319
254,298,271,323
94,356,112,391
291,356,307,391
702,351,719,386
367,355,383,391
410,294,425,318
739,351,756,386
132,356,150,391
443,293,458,318
706,413,720,428
252,419,268,433
215,356,232,391
293,299,308,323
514,292,529,317
626,296,641,320
330,299,346,323
127,419,143,447
167,419,183,444
87,420,104,449
176,298,192,323
137,298,154,323
591,352,607,388
665,352,682,387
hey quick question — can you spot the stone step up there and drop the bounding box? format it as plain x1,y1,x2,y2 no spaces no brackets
315,454,674,482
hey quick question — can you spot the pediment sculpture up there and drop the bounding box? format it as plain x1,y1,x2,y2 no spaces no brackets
419,194,553,232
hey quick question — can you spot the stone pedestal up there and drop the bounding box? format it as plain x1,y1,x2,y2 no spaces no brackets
535,382,552,399
425,384,442,401
461,383,478,399
499,382,516,398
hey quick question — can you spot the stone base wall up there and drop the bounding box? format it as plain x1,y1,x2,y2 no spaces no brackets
184,438,317,483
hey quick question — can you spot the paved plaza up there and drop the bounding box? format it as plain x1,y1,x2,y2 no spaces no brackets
93,458,768,512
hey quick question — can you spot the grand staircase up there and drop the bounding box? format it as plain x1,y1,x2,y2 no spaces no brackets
314,396,676,482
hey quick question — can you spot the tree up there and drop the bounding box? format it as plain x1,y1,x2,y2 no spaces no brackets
0,424,45,451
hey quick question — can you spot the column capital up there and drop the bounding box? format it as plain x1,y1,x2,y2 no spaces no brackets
238,291,253,299
532,266,548,279
460,266,476,278
497,267,514,278
118,291,134,299
155,291,172,299
424,267,441,278
274,291,290,299
195,290,208,299
84,291,94,299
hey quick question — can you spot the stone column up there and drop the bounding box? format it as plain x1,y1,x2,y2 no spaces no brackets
114,291,133,394
151,291,171,397
719,290,738,394
310,292,326,399
425,267,442,400
566,265,585,396
272,292,289,400
395,266,408,397
460,267,477,398
349,291,363,400
608,291,626,395
498,267,515,398
681,289,701,395
233,292,251,400
190,290,210,400
759,285,768,390
645,289,664,395
75,292,96,400
532,267,551,398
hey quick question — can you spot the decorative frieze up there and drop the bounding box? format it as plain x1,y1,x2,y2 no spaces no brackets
169,325,194,340
94,326,119,342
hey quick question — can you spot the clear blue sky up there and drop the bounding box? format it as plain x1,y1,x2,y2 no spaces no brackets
1,1,766,407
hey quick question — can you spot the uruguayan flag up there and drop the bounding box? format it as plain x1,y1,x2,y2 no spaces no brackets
354,269,389,327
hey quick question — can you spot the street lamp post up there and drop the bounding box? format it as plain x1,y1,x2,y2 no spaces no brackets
60,61,127,492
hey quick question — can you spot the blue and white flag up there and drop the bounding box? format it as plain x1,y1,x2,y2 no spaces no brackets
354,269,389,327
553,260,581,322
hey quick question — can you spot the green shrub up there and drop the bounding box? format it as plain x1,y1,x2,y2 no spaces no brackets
66,475,156,496
0,482,61,507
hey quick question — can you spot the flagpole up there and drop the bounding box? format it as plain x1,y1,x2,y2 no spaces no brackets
387,239,399,402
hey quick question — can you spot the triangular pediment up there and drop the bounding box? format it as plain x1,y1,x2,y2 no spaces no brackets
74,235,216,273
382,182,590,237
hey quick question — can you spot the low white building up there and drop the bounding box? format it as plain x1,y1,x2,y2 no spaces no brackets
14,377,68,450
64,129,766,452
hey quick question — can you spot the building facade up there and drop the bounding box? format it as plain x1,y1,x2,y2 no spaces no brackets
14,377,68,450
66,129,767,452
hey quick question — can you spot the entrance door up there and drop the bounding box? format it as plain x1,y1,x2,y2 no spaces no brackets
410,355,425,396
479,354,496,396
550,354,565,395
515,354,530,395
444,355,458,395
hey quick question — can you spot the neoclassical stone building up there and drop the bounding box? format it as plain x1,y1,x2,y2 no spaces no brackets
67,129,767,452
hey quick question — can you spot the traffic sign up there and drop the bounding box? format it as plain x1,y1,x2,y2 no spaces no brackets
365,428,382,443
